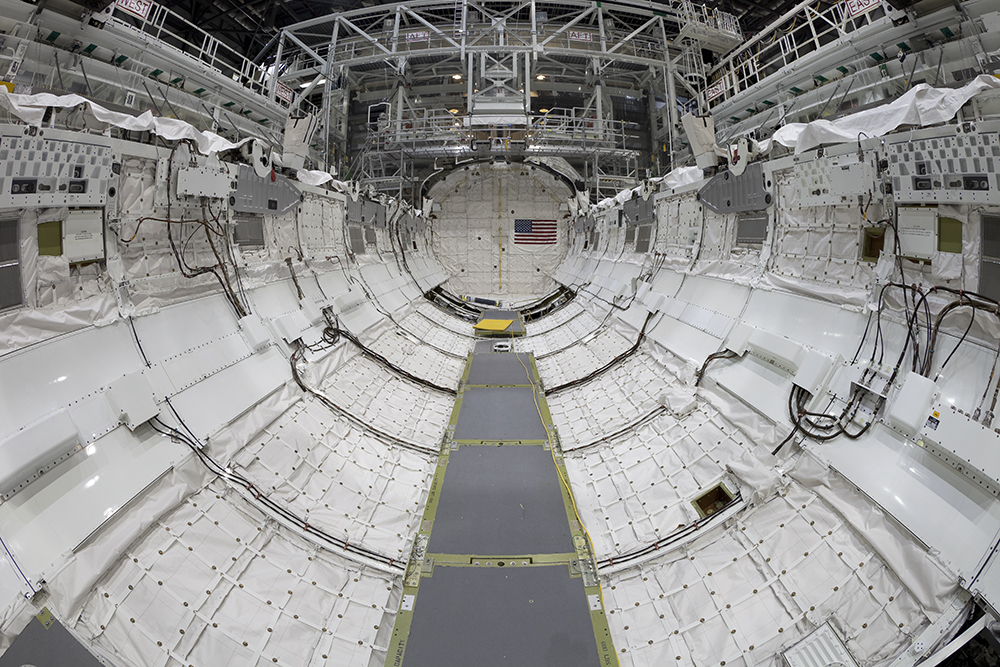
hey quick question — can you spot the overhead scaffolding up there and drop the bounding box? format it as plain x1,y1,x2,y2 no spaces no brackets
276,0,742,200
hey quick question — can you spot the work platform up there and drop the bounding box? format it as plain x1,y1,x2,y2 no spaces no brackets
385,344,615,666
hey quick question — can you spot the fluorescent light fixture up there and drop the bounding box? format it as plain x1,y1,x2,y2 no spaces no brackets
300,78,325,88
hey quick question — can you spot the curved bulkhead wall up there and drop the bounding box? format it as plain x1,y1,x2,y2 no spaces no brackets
0,116,996,667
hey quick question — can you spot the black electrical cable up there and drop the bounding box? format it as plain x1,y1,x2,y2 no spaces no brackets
939,302,975,372
149,416,404,570
290,345,439,454
285,257,305,300
975,345,1000,419
324,325,457,395
545,311,656,395
566,406,669,453
695,350,738,386
595,489,742,569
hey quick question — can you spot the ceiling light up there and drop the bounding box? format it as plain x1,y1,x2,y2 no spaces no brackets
448,109,459,113
539,108,549,113
300,78,325,88
452,74,462,80
536,74,545,80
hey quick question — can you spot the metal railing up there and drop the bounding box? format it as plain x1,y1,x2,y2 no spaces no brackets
109,1,275,102
703,0,885,110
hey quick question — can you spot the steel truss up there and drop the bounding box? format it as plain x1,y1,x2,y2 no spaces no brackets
275,0,741,200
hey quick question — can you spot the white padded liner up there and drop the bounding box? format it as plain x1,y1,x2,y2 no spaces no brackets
564,408,759,559
546,353,671,444
414,302,476,337
233,396,436,559
602,481,935,667
366,329,466,389
397,311,476,356
77,487,399,667
320,356,453,448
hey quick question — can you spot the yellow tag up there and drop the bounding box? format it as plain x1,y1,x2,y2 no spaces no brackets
932,411,940,418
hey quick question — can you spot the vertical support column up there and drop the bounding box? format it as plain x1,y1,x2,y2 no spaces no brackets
268,33,285,102
523,50,531,114
322,21,341,173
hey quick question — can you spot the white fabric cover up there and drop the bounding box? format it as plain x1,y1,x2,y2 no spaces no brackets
760,75,1000,154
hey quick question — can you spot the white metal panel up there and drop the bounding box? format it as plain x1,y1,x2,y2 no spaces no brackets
339,300,386,335
0,323,143,441
648,316,724,364
0,546,27,607
713,355,791,425
167,347,289,441
244,280,303,321
130,294,241,362
0,426,187,579
160,332,252,392
0,410,80,497
813,428,1000,579
680,303,714,331
650,270,683,297
740,290,868,359
675,275,750,317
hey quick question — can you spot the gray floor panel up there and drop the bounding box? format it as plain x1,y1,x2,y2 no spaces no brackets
402,566,600,667
430,444,574,554
0,617,104,667
466,353,536,385
474,340,500,354
453,387,548,440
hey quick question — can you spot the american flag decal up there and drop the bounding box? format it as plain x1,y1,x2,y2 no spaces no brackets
514,219,557,245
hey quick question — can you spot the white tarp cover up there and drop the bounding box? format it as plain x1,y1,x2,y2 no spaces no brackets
0,91,335,187
760,75,1000,154
0,91,253,155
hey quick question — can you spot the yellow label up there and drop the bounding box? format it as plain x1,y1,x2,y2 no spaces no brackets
932,411,940,418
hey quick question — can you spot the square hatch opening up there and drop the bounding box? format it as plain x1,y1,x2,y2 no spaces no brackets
692,483,734,519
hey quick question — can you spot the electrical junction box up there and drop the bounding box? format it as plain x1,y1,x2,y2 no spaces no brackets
747,327,805,372
792,350,839,397
106,371,160,430
176,165,235,199
724,322,754,356
887,371,937,437
273,309,311,343
63,208,105,263
238,314,272,351
896,207,937,260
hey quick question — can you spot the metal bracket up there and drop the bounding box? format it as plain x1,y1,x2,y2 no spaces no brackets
697,162,772,213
